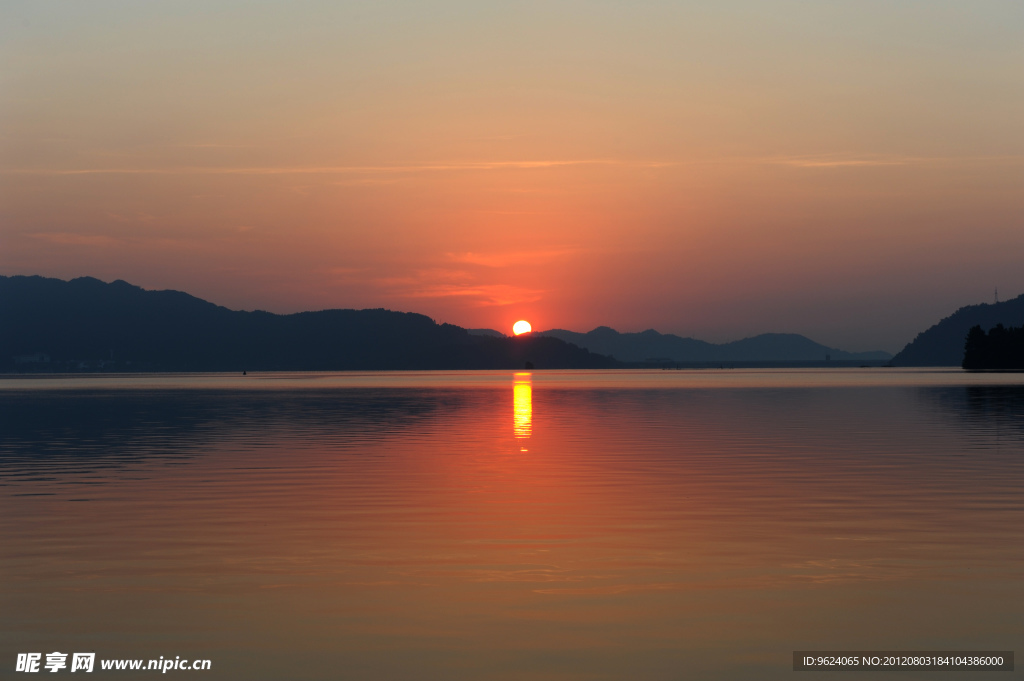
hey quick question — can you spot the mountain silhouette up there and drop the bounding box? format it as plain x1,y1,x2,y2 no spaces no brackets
892,293,1024,366
467,328,507,338
0,276,616,371
539,326,890,363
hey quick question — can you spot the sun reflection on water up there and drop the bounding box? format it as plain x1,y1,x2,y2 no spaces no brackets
513,372,532,443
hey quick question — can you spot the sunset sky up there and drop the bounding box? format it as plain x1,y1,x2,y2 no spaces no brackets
2,1,1022,352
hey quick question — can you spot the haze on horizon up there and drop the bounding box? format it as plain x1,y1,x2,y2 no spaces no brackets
2,1,1022,354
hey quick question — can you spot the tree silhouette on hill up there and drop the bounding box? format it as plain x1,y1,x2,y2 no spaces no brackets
962,324,1024,371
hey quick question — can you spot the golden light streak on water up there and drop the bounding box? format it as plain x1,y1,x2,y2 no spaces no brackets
513,372,532,442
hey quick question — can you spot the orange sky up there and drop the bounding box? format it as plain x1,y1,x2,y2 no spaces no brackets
2,1,1022,352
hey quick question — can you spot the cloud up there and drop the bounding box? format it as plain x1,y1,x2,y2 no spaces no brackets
26,231,242,253
447,248,581,268
771,156,913,168
0,159,678,177
2,160,605,176
5,155,1021,177
104,211,157,224
29,232,122,246
401,283,545,307
376,269,545,306
759,154,1024,168
177,143,252,149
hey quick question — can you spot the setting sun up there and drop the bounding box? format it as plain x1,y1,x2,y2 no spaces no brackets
512,320,532,336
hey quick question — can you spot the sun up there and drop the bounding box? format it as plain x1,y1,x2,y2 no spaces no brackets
512,320,532,336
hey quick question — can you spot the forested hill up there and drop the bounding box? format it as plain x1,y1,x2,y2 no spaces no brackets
540,327,891,363
0,275,616,372
892,293,1024,366
963,324,1024,371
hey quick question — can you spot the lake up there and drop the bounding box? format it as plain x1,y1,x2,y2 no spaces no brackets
2,369,1022,680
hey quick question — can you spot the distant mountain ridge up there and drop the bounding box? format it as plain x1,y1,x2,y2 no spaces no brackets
891,293,1024,366
538,326,891,363
0,275,615,371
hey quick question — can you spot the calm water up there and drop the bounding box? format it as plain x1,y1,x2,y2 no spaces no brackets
1,369,1022,680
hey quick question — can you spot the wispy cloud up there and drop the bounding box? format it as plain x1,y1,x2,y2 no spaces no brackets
3,160,609,176
768,155,915,168
0,158,681,177
29,232,123,246
9,154,1021,177
25,231,253,251
326,266,370,277
401,283,545,307
759,154,1024,168
104,211,157,224
376,268,545,306
448,248,581,268
177,143,252,149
